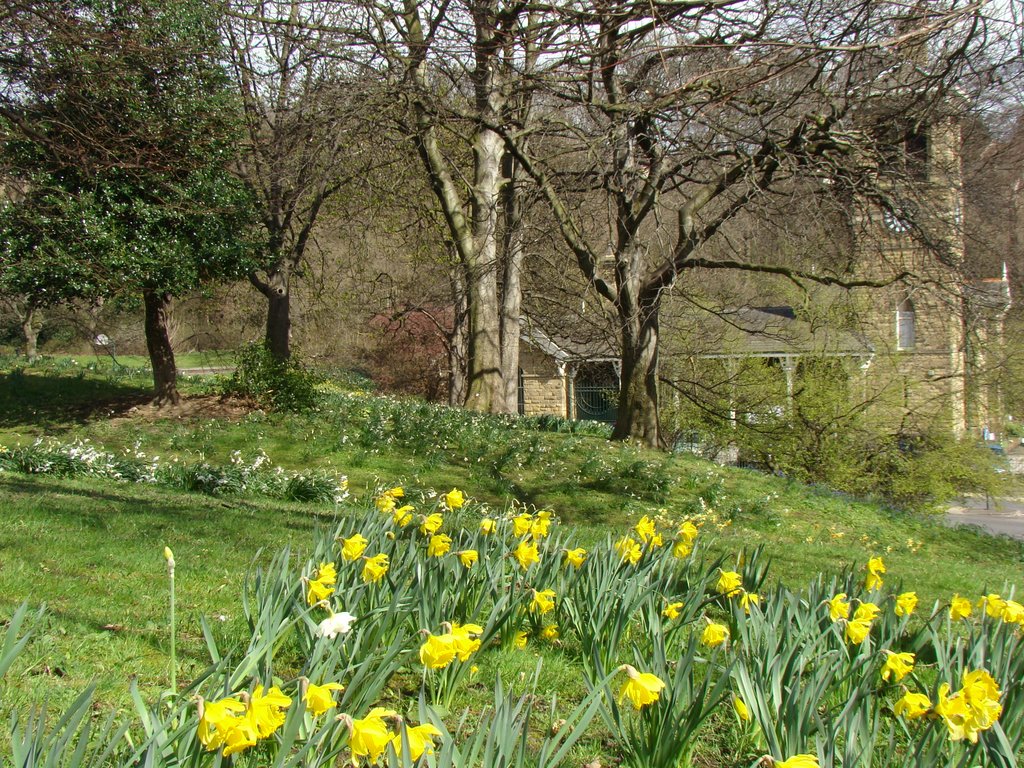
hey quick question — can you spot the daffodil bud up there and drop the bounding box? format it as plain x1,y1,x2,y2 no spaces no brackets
163,546,175,573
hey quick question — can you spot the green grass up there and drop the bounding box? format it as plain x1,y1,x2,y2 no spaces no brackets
2,360,1024,762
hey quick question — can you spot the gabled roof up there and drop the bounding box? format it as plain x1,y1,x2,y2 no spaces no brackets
520,307,873,363
519,316,617,363
694,307,874,358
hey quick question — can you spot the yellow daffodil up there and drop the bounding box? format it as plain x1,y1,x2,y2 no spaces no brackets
775,754,820,768
306,577,334,606
392,505,414,527
341,533,369,562
701,622,729,647
979,593,1007,619
634,515,657,543
1001,599,1024,624
617,665,666,710
733,696,751,722
957,669,1003,740
219,714,258,757
197,696,246,751
383,486,404,499
716,570,743,596
740,591,760,614
827,593,850,621
853,602,880,622
479,517,497,535
419,633,457,669
512,513,533,537
420,513,444,536
513,630,528,649
893,691,932,719
530,588,556,614
512,540,540,570
935,672,1004,745
950,594,972,621
427,534,452,557
362,553,389,584
314,561,337,585
672,539,693,559
935,683,971,742
678,520,699,542
445,488,466,509
845,618,872,645
564,547,587,568
895,591,918,617
541,624,559,642
249,685,291,739
881,651,915,682
345,708,397,763
531,511,553,538
391,723,443,761
458,549,479,568
662,602,684,620
615,536,642,565
865,556,886,590
303,681,344,717
648,532,665,548
375,495,397,514
450,622,483,660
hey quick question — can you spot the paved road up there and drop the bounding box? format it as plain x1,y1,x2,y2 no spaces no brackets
946,497,1024,541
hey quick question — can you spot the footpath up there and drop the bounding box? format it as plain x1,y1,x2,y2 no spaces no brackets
946,496,1024,541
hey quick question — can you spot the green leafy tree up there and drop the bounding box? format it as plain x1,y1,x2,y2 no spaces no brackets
0,0,264,403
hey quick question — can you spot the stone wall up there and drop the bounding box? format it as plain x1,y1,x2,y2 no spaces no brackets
518,346,569,418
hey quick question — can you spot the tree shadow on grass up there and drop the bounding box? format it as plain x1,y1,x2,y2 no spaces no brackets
0,476,332,537
0,369,151,431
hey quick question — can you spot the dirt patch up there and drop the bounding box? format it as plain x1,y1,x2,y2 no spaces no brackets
106,394,254,425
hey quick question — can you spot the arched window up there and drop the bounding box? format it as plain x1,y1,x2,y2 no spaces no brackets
897,298,916,350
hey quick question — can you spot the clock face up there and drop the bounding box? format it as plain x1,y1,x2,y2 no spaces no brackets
883,209,911,233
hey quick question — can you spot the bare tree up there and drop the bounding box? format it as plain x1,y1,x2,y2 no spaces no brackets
499,0,1008,447
225,0,376,361
344,0,548,413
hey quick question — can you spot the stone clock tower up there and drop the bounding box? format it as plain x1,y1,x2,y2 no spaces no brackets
852,112,970,436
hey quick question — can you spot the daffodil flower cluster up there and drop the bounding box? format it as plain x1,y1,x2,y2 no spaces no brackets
419,622,483,670
340,708,442,764
197,685,293,757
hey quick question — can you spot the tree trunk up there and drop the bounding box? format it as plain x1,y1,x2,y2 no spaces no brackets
449,269,470,407
612,293,661,448
499,153,525,415
21,305,39,363
463,121,505,413
464,260,502,412
251,267,291,362
143,289,180,406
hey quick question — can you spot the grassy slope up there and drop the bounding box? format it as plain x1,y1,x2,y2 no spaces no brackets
1,360,1023,730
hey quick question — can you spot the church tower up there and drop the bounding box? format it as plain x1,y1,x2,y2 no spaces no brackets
852,111,969,436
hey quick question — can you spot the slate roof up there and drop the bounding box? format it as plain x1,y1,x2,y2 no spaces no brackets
694,307,874,358
521,307,873,362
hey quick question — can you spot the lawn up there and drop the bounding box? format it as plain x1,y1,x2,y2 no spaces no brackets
2,359,1023,766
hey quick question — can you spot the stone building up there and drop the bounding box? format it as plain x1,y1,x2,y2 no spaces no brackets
851,111,1011,437
516,319,618,423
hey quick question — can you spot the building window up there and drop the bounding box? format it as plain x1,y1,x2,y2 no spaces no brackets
904,129,928,180
897,298,916,350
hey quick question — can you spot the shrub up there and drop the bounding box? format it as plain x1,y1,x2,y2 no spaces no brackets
224,342,320,412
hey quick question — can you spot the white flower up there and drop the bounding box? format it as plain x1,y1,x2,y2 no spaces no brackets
316,612,356,639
